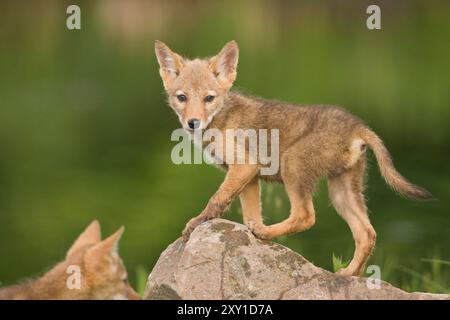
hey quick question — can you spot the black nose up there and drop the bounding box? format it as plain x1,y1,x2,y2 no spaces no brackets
187,118,201,130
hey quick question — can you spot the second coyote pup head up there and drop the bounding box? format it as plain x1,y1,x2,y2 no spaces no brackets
0,221,140,300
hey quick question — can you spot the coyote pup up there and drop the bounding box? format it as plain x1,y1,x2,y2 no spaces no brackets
155,40,432,276
0,221,140,300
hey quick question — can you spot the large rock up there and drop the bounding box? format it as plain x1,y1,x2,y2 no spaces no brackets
144,219,449,300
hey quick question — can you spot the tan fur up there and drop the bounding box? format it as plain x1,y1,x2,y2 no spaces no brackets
155,41,433,276
0,221,140,300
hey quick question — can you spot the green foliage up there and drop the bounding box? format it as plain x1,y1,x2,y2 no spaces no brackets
394,256,450,293
134,265,150,297
332,254,350,273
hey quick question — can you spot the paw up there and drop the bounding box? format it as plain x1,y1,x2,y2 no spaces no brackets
247,221,272,240
336,268,351,277
336,267,360,277
182,216,206,242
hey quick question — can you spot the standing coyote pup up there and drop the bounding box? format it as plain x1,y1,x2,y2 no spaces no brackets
0,221,140,300
155,40,432,276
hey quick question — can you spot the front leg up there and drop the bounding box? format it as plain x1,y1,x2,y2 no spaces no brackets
182,164,258,241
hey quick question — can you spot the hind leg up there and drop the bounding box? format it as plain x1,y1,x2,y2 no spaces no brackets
249,162,317,240
250,185,315,240
328,158,377,276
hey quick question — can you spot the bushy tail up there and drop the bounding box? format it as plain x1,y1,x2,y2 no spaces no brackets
360,128,433,200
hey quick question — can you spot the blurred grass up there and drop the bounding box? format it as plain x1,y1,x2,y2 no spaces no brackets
332,254,350,273
0,0,449,294
134,265,149,297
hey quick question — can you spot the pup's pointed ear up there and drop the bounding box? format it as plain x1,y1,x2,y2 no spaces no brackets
86,226,124,260
67,220,101,258
209,40,239,88
155,40,184,89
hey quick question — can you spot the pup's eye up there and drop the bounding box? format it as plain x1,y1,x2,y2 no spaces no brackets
204,95,215,103
177,94,187,102
122,276,128,284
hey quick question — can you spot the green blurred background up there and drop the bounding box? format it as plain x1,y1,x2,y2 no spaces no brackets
0,0,449,294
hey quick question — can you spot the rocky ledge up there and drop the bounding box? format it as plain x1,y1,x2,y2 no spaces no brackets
144,219,449,300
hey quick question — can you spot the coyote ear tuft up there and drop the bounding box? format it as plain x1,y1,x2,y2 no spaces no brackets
209,40,239,88
86,226,124,261
67,220,102,258
155,40,184,88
